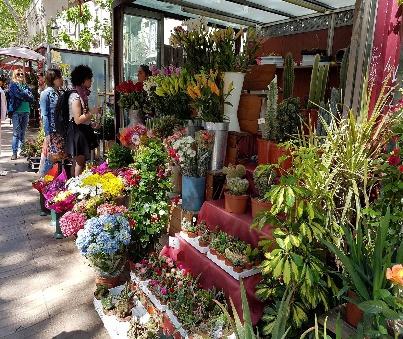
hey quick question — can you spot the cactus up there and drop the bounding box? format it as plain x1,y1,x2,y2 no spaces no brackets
340,47,349,97
308,55,329,108
101,295,115,313
283,53,295,99
262,76,278,140
222,164,246,178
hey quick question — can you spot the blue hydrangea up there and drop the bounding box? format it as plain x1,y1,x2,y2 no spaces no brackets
75,213,131,256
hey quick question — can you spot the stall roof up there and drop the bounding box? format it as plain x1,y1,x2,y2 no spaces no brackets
131,0,356,26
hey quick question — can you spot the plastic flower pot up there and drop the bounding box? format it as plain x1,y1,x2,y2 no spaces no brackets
257,138,271,164
198,240,209,247
224,192,249,214
251,197,272,218
181,176,206,212
345,291,363,327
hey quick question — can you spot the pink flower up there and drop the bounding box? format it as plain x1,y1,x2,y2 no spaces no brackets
178,281,183,287
97,203,128,216
135,263,142,269
388,155,401,166
140,268,146,275
160,287,167,295
59,211,87,237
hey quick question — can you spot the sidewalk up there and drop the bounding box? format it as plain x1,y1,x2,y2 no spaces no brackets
0,120,107,338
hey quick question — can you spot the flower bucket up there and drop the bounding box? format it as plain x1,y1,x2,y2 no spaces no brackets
205,122,229,171
182,176,206,212
185,119,203,137
257,138,271,164
51,210,64,239
39,193,50,216
251,197,272,218
224,72,245,132
224,192,249,214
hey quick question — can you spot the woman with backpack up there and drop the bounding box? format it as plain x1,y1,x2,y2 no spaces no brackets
38,69,63,176
8,69,34,160
65,65,99,176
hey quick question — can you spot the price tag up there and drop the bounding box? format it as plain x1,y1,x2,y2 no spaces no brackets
169,236,180,249
258,118,265,125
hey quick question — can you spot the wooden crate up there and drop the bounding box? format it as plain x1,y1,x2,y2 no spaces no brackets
205,170,225,201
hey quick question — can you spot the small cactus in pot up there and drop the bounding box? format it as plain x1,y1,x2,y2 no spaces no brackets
223,164,249,214
252,164,276,217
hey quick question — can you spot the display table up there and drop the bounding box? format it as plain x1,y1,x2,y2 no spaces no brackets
161,240,264,326
198,200,273,247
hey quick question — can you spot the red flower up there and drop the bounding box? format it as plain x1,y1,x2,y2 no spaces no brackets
115,80,144,94
399,165,403,173
129,219,137,228
388,155,401,166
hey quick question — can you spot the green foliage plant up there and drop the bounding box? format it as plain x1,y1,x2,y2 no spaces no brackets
275,97,301,142
106,143,133,169
128,139,171,261
226,177,249,196
283,53,295,100
146,115,184,139
223,164,246,178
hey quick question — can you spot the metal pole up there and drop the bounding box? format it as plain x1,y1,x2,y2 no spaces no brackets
103,59,107,158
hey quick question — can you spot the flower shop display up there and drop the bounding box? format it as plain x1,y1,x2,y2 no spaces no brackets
180,216,197,238
118,123,151,150
223,164,249,214
115,80,149,125
170,131,214,212
76,213,131,285
251,164,276,218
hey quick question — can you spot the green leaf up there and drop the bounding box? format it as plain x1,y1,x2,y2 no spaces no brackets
285,187,295,207
357,300,387,314
273,258,285,278
283,259,291,284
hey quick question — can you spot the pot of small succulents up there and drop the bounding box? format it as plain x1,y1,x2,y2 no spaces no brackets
181,217,198,238
251,164,276,218
210,231,227,260
196,220,208,236
115,283,134,321
232,255,248,273
223,164,249,214
198,230,211,247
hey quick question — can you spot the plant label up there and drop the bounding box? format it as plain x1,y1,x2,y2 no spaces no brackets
258,118,265,125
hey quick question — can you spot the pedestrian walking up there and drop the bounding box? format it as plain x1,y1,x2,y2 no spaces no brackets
0,76,7,155
38,69,63,176
8,69,34,160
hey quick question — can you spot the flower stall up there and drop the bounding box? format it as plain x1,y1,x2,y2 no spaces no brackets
30,0,403,337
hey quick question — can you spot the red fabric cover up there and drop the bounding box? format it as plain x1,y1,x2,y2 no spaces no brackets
161,243,264,326
197,200,273,247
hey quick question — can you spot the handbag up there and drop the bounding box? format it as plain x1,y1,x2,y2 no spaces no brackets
48,133,68,162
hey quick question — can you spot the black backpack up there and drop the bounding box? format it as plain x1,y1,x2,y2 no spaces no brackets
54,89,77,137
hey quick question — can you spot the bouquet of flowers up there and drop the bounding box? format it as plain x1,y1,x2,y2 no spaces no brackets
118,124,152,149
42,169,68,201
32,164,59,193
170,130,214,177
76,213,131,278
187,70,233,122
118,168,141,189
59,211,87,237
115,80,148,111
45,190,76,213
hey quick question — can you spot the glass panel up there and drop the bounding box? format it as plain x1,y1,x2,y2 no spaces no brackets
250,0,315,16
123,14,159,81
318,0,356,8
51,50,109,108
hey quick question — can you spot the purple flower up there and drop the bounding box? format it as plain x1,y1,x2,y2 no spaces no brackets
160,287,167,295
92,162,109,174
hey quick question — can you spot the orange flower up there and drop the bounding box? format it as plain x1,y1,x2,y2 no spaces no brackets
386,264,403,286
187,86,197,100
192,85,201,98
208,81,220,96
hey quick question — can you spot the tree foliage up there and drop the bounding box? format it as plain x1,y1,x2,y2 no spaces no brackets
0,0,32,47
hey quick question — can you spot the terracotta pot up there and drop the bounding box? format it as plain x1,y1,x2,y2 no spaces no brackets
257,138,270,164
224,192,249,214
301,108,318,135
268,141,292,173
95,275,121,288
216,252,226,261
245,262,253,270
234,266,243,273
199,240,208,247
186,231,198,238
251,197,272,218
210,248,217,256
224,257,232,266
345,291,363,327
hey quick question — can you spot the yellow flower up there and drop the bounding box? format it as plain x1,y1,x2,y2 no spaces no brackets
187,86,197,100
386,264,403,286
44,175,54,183
193,85,201,98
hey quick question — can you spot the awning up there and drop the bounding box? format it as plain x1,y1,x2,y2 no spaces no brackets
0,47,45,62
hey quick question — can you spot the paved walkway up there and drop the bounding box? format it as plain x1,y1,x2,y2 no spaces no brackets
0,120,107,338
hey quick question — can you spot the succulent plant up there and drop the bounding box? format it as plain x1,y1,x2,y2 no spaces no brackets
127,315,161,339
199,230,212,244
253,164,276,200
101,295,115,312
94,284,110,300
224,248,248,267
222,164,246,178
275,97,301,142
262,76,278,140
317,88,340,137
308,54,329,109
283,53,295,100
226,177,249,196
181,217,197,233
115,283,134,318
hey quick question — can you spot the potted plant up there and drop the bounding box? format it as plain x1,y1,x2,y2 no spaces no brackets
187,70,233,170
76,213,131,287
252,164,276,218
181,217,198,238
210,231,228,260
115,283,134,321
198,230,211,248
170,131,214,212
258,76,277,164
223,164,249,214
302,54,329,134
